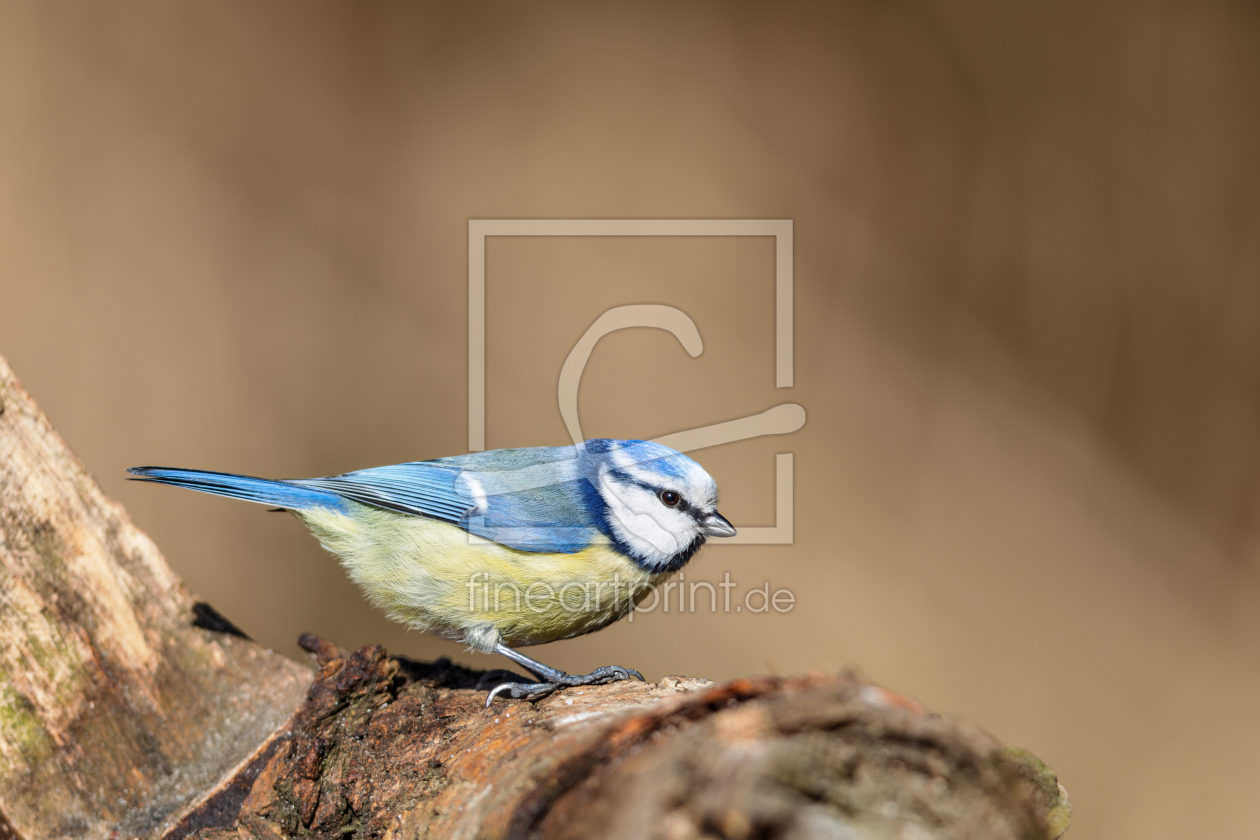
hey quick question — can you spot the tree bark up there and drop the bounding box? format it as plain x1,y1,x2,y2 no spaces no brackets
0,356,1070,840
0,356,312,840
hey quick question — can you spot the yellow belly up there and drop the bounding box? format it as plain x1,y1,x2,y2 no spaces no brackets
299,503,667,651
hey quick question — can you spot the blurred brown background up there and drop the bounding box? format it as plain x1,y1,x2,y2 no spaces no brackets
2,2,1259,837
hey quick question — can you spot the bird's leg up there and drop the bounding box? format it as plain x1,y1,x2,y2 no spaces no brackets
484,643,645,706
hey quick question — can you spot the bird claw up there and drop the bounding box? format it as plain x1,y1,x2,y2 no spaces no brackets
562,665,644,685
483,664,645,706
484,681,560,707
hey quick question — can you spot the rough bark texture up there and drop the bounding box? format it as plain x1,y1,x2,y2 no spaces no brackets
0,357,312,839
172,636,1071,840
0,354,1071,840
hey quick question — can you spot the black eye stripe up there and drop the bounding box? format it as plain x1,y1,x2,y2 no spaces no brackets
625,479,692,512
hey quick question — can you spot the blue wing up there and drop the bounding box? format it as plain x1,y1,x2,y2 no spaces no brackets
294,463,471,523
294,445,606,554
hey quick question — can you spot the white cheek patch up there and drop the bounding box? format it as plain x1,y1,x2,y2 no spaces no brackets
600,473,688,560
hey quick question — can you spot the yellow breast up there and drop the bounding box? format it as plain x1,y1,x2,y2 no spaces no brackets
298,503,668,651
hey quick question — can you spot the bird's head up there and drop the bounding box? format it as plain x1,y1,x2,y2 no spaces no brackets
584,439,736,573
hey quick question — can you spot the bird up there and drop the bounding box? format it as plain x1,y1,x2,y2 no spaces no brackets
128,438,736,705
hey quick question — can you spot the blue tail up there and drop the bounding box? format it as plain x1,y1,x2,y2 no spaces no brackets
127,467,348,512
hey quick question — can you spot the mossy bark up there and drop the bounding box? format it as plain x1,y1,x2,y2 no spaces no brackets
0,357,311,839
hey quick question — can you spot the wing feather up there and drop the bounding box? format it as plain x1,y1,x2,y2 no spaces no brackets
292,449,604,554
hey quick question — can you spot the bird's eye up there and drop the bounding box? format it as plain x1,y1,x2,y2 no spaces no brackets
658,490,681,508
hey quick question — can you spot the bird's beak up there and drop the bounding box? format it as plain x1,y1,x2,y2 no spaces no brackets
701,511,737,537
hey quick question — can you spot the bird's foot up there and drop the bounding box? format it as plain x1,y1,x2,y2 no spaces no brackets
549,664,645,686
483,665,645,707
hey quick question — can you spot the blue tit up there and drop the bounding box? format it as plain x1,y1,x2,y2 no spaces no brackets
128,439,736,704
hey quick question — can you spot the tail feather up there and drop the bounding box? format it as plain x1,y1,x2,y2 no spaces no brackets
127,467,347,512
